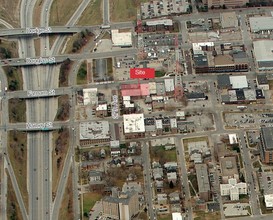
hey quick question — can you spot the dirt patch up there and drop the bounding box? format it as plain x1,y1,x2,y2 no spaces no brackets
8,98,26,123
6,172,23,220
59,58,73,87
0,0,20,27
52,128,70,196
55,95,70,121
58,170,74,219
49,0,83,26
77,0,103,25
7,131,28,212
109,0,149,22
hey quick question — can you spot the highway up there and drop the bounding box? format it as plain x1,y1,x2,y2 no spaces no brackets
103,0,110,25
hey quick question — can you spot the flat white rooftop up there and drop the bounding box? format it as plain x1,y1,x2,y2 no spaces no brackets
249,16,273,32
80,121,110,140
253,40,273,62
123,113,145,133
229,75,248,89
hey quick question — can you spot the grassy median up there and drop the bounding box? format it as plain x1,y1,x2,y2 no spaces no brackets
77,0,103,25
7,131,28,214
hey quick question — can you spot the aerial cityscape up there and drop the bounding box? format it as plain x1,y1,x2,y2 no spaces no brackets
1,0,273,220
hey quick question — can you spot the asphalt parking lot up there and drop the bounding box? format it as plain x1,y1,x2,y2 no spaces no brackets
225,112,273,128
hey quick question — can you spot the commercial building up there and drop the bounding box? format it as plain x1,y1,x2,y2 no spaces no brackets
249,16,273,33
260,127,273,164
123,114,145,139
111,29,132,47
195,163,210,201
121,84,150,98
82,88,98,105
220,156,239,183
203,0,248,8
102,191,140,220
253,40,273,71
220,12,238,29
257,74,269,90
229,75,248,89
79,121,110,146
141,19,174,33
220,178,247,201
186,92,206,101
221,89,265,104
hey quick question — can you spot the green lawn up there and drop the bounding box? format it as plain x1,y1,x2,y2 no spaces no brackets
83,192,102,214
155,70,166,77
194,211,221,220
150,145,177,162
109,0,150,22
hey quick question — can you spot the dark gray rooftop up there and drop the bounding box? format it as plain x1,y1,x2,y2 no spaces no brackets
257,74,268,85
261,127,273,150
217,74,231,88
193,54,208,67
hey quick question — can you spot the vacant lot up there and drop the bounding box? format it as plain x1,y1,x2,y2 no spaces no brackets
194,211,221,220
4,66,23,91
77,0,103,25
8,131,28,212
77,61,87,85
150,145,177,164
83,192,102,215
109,0,150,22
58,170,74,220
7,172,23,220
9,99,26,123
183,136,209,152
55,95,70,121
52,128,70,195
50,0,83,26
0,0,20,27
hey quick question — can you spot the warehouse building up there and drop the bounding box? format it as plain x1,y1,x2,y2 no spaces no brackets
253,40,273,71
249,16,273,33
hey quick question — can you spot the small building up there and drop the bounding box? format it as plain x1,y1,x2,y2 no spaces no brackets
110,140,120,157
157,193,168,205
89,170,105,191
195,163,210,202
153,167,164,180
257,74,269,91
96,103,108,117
229,134,238,145
176,111,185,120
220,178,247,201
167,172,177,185
155,180,164,192
164,79,175,95
169,192,180,204
122,182,143,194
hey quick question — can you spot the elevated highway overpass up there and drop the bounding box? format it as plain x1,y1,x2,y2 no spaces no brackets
0,22,134,37
0,48,137,67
